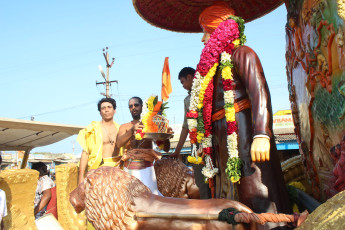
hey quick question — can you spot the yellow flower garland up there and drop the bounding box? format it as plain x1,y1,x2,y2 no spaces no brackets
147,96,155,111
197,63,219,109
222,66,233,80
233,39,241,47
225,107,236,122
187,156,203,164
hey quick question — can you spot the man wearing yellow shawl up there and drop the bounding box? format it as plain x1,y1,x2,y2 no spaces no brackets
77,98,122,185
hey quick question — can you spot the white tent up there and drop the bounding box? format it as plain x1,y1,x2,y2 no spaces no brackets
0,117,84,168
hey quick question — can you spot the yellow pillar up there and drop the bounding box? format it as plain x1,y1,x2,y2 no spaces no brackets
0,169,39,230
55,163,86,230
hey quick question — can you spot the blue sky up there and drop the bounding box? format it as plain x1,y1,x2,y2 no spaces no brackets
0,1,289,154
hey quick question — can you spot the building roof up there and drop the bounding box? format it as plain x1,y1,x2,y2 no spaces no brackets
0,117,85,151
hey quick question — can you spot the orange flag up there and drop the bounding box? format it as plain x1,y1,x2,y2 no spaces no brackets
161,57,172,101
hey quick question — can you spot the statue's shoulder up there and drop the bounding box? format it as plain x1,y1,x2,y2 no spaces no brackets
233,45,254,55
232,45,259,62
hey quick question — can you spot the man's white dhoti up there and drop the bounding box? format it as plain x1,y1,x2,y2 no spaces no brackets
124,166,162,196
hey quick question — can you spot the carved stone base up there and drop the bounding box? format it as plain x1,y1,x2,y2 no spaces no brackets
55,163,86,229
0,169,39,230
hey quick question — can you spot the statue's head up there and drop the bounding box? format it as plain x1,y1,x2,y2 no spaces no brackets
70,167,151,229
199,2,235,44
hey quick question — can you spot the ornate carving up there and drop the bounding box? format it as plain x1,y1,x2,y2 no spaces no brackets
0,169,38,230
55,163,86,229
296,190,345,229
285,0,342,201
336,27,345,69
337,0,345,21
290,85,302,143
281,155,306,184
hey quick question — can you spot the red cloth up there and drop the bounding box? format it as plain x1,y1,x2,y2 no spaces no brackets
46,186,58,219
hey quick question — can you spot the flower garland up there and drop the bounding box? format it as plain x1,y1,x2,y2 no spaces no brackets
135,96,156,140
135,95,169,151
187,16,246,183
220,51,242,183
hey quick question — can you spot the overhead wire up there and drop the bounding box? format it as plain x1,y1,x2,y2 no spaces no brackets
0,34,188,75
17,101,97,119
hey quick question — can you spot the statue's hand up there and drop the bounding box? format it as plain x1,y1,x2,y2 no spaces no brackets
250,137,270,162
169,151,180,160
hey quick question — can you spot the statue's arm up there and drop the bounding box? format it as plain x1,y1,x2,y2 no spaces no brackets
232,46,272,162
170,127,189,158
163,138,171,153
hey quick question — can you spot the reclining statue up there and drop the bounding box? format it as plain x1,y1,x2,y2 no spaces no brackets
70,166,307,230
70,166,254,230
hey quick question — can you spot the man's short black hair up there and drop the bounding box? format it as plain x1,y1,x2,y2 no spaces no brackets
97,98,117,111
129,96,143,106
32,162,49,177
178,67,195,80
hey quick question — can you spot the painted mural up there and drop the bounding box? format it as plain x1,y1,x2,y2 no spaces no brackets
285,0,345,201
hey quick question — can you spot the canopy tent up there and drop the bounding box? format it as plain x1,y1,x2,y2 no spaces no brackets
132,0,284,33
0,117,84,168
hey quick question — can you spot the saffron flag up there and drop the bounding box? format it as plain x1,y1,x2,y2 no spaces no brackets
161,57,172,101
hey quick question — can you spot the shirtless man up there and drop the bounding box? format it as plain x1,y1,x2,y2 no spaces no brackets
116,97,152,150
116,96,169,195
78,98,121,185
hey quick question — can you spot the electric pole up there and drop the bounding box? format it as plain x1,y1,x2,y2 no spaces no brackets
96,47,118,98
71,140,75,155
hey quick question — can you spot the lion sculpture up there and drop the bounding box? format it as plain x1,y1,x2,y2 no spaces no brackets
154,157,200,199
70,166,255,230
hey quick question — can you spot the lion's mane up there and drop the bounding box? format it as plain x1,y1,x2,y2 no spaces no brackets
84,167,151,230
154,158,198,198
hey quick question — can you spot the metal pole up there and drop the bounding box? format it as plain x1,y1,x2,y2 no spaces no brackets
135,212,218,220
20,148,32,169
106,52,110,98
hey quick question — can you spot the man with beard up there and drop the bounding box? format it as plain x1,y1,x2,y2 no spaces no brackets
117,97,152,150
116,96,170,195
